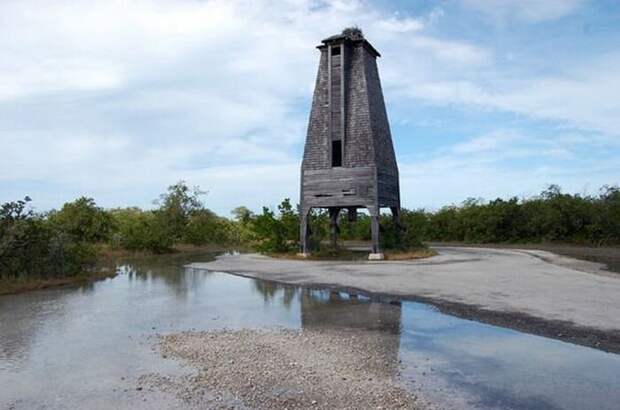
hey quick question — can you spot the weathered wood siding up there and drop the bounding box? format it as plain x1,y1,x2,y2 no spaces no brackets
302,166,377,208
300,31,401,212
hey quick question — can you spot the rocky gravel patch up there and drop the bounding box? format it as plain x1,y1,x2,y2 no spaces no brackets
140,328,426,409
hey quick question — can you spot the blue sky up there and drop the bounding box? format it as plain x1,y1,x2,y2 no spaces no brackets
1,0,619,215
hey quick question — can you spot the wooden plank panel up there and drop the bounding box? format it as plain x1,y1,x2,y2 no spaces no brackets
303,166,376,176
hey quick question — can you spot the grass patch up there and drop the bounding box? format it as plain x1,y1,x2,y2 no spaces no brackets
268,248,368,261
383,248,437,260
267,246,437,261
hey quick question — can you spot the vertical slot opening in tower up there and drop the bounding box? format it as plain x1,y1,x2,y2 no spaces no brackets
332,140,342,167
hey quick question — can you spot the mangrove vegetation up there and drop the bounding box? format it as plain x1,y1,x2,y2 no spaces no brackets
1,182,619,291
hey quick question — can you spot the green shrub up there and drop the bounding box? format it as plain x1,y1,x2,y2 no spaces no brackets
0,197,97,280
230,206,257,245
339,212,371,241
381,209,425,250
154,181,206,241
249,199,299,253
422,185,620,245
184,210,235,246
48,197,113,243
110,208,173,253
252,207,290,253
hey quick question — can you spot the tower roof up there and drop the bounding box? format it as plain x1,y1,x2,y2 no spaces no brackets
318,27,381,58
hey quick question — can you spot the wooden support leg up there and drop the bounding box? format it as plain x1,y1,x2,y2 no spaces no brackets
368,206,381,255
300,208,311,255
329,208,341,250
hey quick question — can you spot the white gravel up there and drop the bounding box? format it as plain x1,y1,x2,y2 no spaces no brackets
140,328,427,409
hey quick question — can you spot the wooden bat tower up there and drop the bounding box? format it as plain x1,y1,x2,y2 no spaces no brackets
299,28,401,259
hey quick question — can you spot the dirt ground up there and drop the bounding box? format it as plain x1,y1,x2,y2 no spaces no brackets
139,328,427,410
429,242,620,274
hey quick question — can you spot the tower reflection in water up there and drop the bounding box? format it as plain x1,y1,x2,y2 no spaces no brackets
300,289,402,372
300,290,402,333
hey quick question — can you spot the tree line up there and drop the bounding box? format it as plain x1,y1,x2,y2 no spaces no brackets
1,182,618,281
416,184,620,245
0,182,239,281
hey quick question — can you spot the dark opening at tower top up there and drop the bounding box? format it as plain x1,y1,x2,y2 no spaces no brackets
299,28,402,257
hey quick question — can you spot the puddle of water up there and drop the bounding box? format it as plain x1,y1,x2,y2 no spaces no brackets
0,254,619,410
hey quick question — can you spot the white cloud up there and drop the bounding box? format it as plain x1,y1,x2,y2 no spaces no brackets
399,129,620,209
377,16,425,33
461,0,583,23
452,130,520,154
389,52,620,137
409,36,491,65
490,57,620,135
